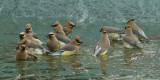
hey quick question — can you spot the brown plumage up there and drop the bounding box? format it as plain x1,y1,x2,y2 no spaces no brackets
25,24,42,45
101,26,125,41
63,21,76,37
93,26,110,56
47,35,83,56
102,26,125,34
50,21,71,44
17,32,46,54
16,45,29,60
47,32,60,52
123,25,142,48
25,23,39,39
16,45,38,60
127,19,149,40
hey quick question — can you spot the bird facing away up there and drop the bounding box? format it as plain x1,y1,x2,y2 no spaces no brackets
123,25,142,48
93,26,110,56
16,45,38,60
102,26,125,41
47,32,60,52
46,35,83,56
25,23,39,39
127,19,149,40
63,21,76,37
50,21,71,44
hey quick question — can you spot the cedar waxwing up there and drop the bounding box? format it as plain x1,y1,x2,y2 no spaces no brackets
25,23,39,39
102,26,125,41
45,35,82,56
47,32,60,52
16,45,38,60
63,21,76,37
123,25,142,48
127,19,149,41
93,27,110,56
17,32,47,54
25,24,43,45
50,21,71,44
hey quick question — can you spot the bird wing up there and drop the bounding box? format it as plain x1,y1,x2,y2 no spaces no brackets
55,34,71,44
132,28,149,40
63,27,69,35
60,44,76,51
138,30,149,40
28,41,44,50
33,32,39,39
93,45,107,56
123,36,142,48
45,44,76,56
107,27,125,34
27,51,38,59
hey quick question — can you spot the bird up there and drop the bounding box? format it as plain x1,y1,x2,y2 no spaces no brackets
17,32,47,54
16,45,38,60
123,25,142,48
25,24,43,45
25,23,39,39
63,21,76,37
127,19,149,41
101,26,125,41
45,35,82,56
47,32,60,52
50,21,71,44
93,26,110,56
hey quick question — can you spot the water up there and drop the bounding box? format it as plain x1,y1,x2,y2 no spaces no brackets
0,0,160,80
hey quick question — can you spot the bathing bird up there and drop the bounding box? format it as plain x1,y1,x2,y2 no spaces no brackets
93,26,110,56
102,26,125,41
123,25,142,48
17,32,47,54
127,19,149,41
50,21,71,44
25,23,39,39
46,35,82,56
47,32,60,52
16,45,38,60
25,24,43,45
63,21,76,37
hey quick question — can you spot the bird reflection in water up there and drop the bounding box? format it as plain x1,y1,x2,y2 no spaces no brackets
123,48,144,66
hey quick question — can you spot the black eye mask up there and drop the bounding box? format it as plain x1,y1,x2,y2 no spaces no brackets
50,25,58,27
70,24,75,27
48,34,53,37
25,28,31,31
21,46,25,50
75,39,83,44
19,34,24,39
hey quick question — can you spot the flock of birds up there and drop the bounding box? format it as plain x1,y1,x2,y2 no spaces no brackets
16,18,150,61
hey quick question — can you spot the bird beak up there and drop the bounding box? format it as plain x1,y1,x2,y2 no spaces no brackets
50,25,54,27
78,41,83,45
50,25,57,27
75,39,83,45
100,29,102,32
73,25,76,27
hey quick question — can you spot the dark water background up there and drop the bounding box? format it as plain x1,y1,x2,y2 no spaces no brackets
0,0,160,79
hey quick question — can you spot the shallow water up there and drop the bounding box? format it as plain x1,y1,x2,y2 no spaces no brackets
1,0,160,79
0,21,160,79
